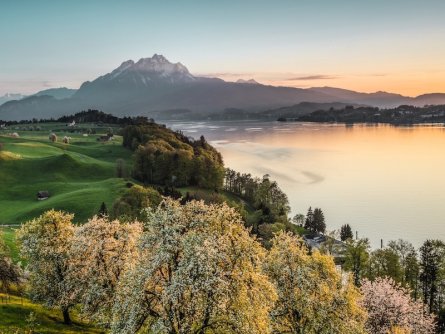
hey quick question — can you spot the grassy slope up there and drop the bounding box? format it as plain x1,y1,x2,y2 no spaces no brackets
0,294,101,333
0,124,132,226
0,227,19,262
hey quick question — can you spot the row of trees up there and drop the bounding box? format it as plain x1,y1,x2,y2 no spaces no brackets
16,201,436,333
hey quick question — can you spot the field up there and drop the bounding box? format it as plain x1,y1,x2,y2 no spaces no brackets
0,123,132,227
0,294,101,334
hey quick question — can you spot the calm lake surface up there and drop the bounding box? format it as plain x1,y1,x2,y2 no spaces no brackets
167,120,445,248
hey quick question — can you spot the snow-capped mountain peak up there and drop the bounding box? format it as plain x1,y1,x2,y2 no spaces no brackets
105,54,194,83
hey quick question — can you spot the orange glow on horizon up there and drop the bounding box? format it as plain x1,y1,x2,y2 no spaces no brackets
212,72,445,97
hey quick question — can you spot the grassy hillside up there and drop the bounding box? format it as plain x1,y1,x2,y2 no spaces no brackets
0,123,132,226
0,294,101,333
0,227,19,262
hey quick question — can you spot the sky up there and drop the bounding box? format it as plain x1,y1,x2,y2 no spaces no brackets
1,0,445,96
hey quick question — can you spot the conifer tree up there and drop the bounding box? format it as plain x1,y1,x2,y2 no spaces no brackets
340,224,353,241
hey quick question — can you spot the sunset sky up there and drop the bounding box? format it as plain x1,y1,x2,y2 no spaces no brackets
1,0,445,96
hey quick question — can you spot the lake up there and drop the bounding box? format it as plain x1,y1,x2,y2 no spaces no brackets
167,120,445,248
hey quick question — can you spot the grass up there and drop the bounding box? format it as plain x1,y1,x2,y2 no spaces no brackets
0,123,134,264
0,294,102,334
0,124,133,226
0,227,19,262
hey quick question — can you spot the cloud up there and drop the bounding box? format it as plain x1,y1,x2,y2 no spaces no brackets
287,74,340,81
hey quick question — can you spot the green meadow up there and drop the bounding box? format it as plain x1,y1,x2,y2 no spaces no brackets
0,123,132,227
0,294,102,334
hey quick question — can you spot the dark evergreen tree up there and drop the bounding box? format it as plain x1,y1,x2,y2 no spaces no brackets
419,239,445,313
313,208,326,234
98,202,108,218
304,207,314,232
340,224,353,241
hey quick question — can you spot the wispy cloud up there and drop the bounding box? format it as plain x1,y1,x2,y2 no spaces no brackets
286,74,340,81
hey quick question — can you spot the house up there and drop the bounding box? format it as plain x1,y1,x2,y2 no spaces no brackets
67,120,76,127
37,191,50,200
303,234,347,263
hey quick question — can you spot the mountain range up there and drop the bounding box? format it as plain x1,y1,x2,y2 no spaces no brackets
1,54,445,121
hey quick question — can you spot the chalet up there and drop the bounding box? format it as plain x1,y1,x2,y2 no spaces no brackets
37,191,50,201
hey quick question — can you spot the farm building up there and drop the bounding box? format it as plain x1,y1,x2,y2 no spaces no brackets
37,191,50,200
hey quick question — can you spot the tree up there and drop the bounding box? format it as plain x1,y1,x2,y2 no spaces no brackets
115,158,127,178
343,238,370,286
0,231,21,294
304,207,314,232
304,207,325,234
18,210,75,324
253,177,290,219
49,133,57,142
340,224,353,241
388,239,419,294
361,277,436,334
264,232,366,334
98,201,108,218
419,240,445,313
292,213,305,227
111,199,276,334
112,185,162,222
404,249,420,299
367,248,403,283
313,208,326,234
68,216,142,325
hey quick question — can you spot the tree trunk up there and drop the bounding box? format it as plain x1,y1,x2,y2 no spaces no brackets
62,306,72,325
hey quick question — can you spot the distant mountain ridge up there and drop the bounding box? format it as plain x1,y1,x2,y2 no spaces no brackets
0,93,27,105
34,87,77,99
1,54,445,121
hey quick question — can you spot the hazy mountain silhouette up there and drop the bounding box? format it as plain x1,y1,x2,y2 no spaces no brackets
0,93,27,105
34,87,77,99
2,54,445,121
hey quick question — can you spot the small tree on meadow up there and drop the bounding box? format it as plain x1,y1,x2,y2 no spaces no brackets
98,202,108,217
115,158,126,178
49,133,57,143
17,210,75,325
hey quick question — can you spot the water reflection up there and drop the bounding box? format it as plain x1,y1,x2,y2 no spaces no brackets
167,120,445,248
